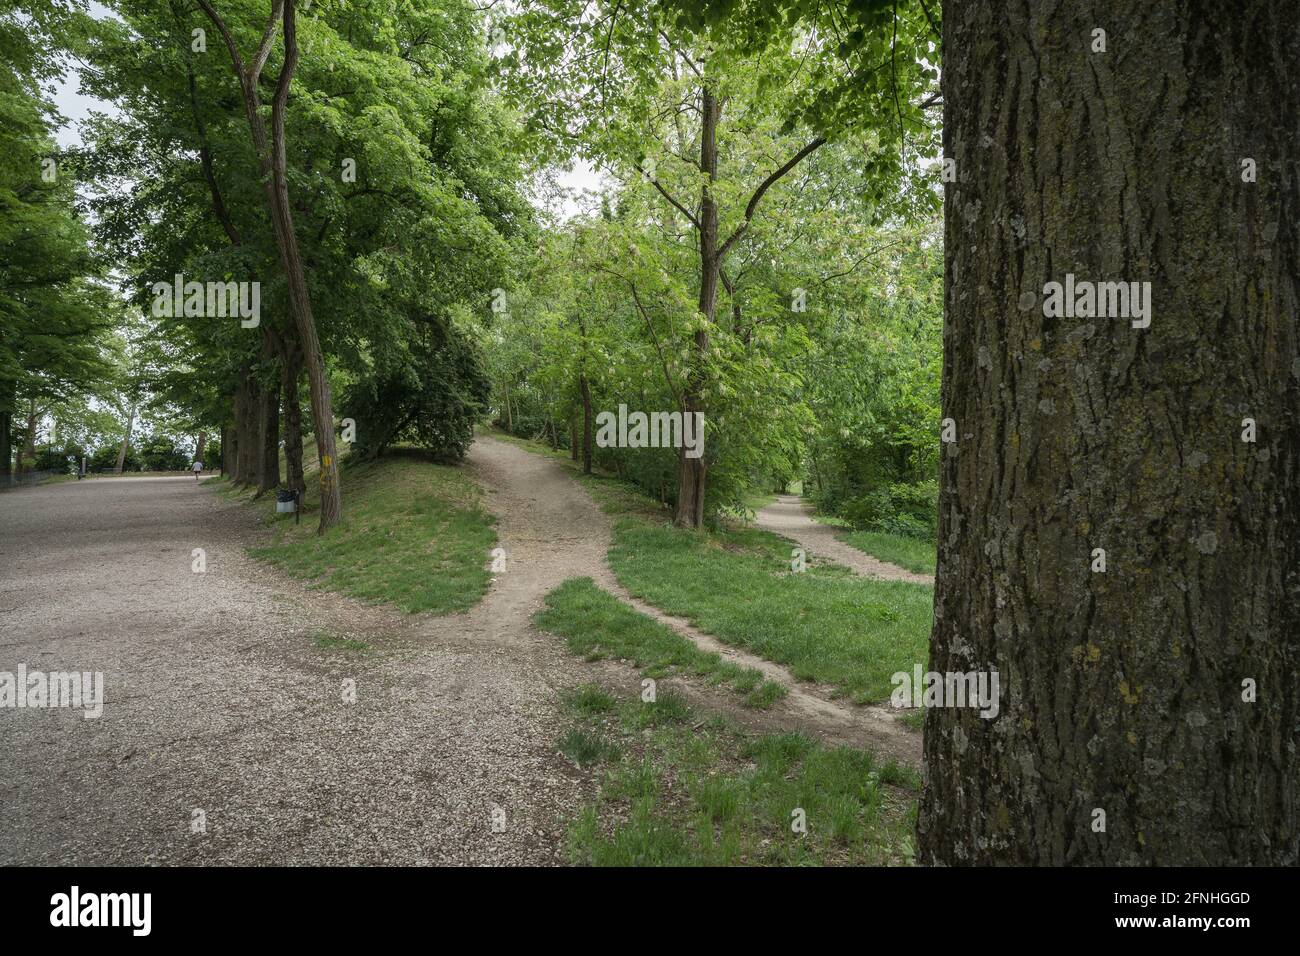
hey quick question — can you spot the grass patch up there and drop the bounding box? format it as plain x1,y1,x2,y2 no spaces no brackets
240,454,497,615
607,520,933,704
312,631,370,652
560,686,919,866
837,530,937,576
536,578,786,708
557,727,622,767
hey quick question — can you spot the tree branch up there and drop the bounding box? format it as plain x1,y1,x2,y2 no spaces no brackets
716,136,826,263
632,162,701,231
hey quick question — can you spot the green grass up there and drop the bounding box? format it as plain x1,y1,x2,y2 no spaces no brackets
837,530,937,576
557,727,623,767
313,631,371,652
607,519,933,704
536,577,786,708
559,684,919,865
238,453,497,614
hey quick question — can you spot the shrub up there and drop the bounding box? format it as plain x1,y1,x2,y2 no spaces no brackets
842,480,937,538
346,315,490,461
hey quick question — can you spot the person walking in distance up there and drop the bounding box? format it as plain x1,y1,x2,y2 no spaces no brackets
192,458,204,480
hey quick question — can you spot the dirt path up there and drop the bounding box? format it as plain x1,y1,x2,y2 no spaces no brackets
463,439,917,764
0,442,917,866
755,494,935,585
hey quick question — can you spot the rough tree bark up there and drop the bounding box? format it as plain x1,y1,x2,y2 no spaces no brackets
257,375,280,494
919,0,1299,864
256,328,280,495
199,0,341,532
672,86,719,529
225,419,237,482
279,335,306,495
233,371,256,485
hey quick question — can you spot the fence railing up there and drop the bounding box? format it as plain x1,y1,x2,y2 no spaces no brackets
1,469,58,489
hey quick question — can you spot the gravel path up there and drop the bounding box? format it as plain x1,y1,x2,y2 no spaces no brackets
0,444,611,866
755,494,935,585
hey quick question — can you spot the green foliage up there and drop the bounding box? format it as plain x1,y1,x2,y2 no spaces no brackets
138,433,189,471
492,1,940,525
345,315,491,461
80,0,531,467
89,443,138,472
0,1,119,471
803,221,942,528
841,479,937,537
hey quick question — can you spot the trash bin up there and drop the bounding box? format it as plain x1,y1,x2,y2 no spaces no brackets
275,489,297,513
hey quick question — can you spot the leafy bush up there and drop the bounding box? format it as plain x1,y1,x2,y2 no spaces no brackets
89,444,142,472
139,434,189,471
346,315,490,461
842,480,937,538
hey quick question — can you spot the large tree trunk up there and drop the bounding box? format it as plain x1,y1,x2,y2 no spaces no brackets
234,372,257,485
919,0,1299,865
0,378,12,483
257,373,280,495
281,338,306,495
267,1,339,531
673,85,719,529
17,399,39,473
256,329,280,495
579,374,594,475
113,405,134,474
195,432,206,465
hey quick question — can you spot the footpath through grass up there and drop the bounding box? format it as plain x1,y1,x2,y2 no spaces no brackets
535,577,786,708
607,520,933,703
495,428,934,705
837,529,937,575
812,513,938,575
228,453,497,614
556,682,919,865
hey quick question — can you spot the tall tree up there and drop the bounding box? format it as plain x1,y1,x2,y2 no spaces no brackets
503,0,935,526
919,1,1298,864
198,0,342,531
